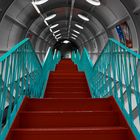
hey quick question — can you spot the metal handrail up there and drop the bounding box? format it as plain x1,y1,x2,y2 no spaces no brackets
72,38,140,139
0,38,61,139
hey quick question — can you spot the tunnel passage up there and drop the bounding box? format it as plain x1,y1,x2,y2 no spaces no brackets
0,0,139,62
53,39,78,58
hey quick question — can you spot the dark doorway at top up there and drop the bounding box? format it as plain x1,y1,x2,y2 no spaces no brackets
53,39,79,59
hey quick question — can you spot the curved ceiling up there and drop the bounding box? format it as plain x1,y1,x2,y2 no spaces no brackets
0,0,140,59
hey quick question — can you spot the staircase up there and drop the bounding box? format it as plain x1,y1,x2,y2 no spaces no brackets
6,59,136,140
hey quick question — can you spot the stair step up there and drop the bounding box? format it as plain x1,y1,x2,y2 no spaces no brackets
55,68,77,70
45,91,90,94
48,78,87,83
48,76,86,79
58,63,75,66
49,75,86,79
56,64,77,67
23,98,113,111
56,64,76,66
45,93,91,98
47,82,88,87
49,72,85,76
17,111,121,128
46,87,90,92
56,66,77,69
55,70,78,72
10,127,130,140
47,81,87,84
45,94,91,99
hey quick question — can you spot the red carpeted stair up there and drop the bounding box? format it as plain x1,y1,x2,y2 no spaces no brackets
6,59,136,140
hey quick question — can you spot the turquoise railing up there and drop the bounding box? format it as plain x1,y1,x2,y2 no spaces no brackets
40,48,61,97
0,38,61,139
72,38,140,139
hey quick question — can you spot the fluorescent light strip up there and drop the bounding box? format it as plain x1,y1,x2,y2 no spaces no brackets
86,0,101,6
56,33,61,37
78,14,89,21
75,24,84,29
71,37,76,40
54,30,60,34
44,20,49,26
32,2,41,14
72,34,78,38
63,40,70,44
50,24,59,29
50,28,53,32
44,14,56,21
57,36,62,40
34,0,48,5
73,30,80,34
32,1,58,41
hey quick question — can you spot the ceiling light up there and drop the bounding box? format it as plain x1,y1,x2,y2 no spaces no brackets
32,2,41,14
56,33,61,37
78,14,89,21
34,0,48,5
86,0,101,6
44,20,48,26
72,34,78,38
44,14,56,21
49,28,52,32
73,30,80,34
50,24,59,29
71,37,76,40
75,24,84,29
57,36,62,40
63,40,70,44
54,30,60,34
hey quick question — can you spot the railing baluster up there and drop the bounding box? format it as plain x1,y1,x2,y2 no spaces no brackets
0,38,61,139
72,38,140,138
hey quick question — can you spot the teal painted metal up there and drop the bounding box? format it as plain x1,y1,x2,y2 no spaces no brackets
72,38,140,139
0,39,61,139
40,49,61,98
0,95,25,140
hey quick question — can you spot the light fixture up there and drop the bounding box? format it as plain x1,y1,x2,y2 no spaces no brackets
50,24,59,29
56,33,61,37
44,14,56,21
75,24,84,29
71,37,76,40
44,20,48,26
78,14,89,21
73,30,80,34
63,40,70,44
55,37,58,41
72,34,78,38
54,30,60,34
49,28,53,32
57,36,62,40
86,0,101,6
33,0,48,5
32,2,41,14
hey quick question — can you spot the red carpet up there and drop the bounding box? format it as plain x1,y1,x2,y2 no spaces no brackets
6,59,136,140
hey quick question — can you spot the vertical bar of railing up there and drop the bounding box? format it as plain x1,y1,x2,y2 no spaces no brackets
0,38,55,137
72,38,140,138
